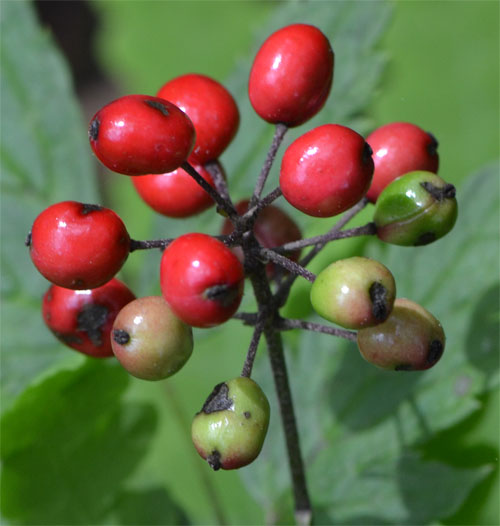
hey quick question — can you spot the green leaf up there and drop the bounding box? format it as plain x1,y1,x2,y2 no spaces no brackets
0,360,160,525
0,0,99,411
241,162,499,522
108,487,190,525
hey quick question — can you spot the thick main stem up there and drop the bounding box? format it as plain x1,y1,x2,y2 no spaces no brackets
248,266,311,525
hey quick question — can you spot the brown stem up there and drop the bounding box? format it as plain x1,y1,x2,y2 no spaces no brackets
249,123,288,207
205,160,233,204
274,222,376,253
182,161,237,219
241,319,265,377
278,318,357,341
259,248,316,282
248,266,312,523
129,238,173,252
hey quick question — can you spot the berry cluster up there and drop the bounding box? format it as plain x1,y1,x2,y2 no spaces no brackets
27,23,457,515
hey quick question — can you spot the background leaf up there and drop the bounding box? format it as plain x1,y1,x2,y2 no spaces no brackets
0,360,164,525
0,0,99,410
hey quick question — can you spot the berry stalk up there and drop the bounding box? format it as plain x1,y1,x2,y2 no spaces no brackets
248,264,312,525
249,123,288,207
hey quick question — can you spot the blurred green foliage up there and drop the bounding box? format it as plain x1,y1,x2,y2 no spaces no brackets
1,1,498,525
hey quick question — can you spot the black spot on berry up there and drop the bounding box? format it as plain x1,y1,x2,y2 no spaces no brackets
200,382,233,414
204,284,240,308
207,450,221,471
395,364,414,371
89,117,100,141
77,303,109,346
145,99,170,117
362,141,373,164
369,282,388,321
427,339,444,365
426,132,439,157
244,411,251,419
54,331,83,345
113,329,130,345
25,231,32,247
420,181,456,202
414,231,437,246
81,203,103,215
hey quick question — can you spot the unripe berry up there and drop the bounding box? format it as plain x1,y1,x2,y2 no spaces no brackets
88,94,195,175
160,233,244,328
191,377,270,470
111,296,193,381
310,257,396,329
28,201,130,289
131,160,220,218
220,199,302,277
249,24,334,126
374,171,458,246
157,74,239,165
366,122,439,202
357,298,445,371
280,124,374,217
42,279,135,358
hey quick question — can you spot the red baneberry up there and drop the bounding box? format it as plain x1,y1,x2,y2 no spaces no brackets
42,278,135,358
280,124,374,217
160,233,244,328
28,201,130,289
157,74,239,165
366,122,439,202
88,94,195,175
132,160,220,218
248,24,334,127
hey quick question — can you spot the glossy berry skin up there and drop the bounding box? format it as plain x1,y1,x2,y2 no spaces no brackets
160,233,245,328
88,94,195,175
374,171,458,246
310,257,396,330
249,24,334,127
366,122,439,202
280,124,374,217
157,74,239,165
111,296,193,381
191,377,270,470
132,160,220,218
357,298,445,371
28,201,130,289
221,199,302,277
42,278,135,358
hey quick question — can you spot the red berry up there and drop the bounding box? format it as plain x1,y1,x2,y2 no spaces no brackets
248,24,334,127
132,160,221,218
88,94,195,175
160,233,244,328
28,201,130,289
221,199,302,277
366,122,439,202
157,74,239,165
42,278,135,358
280,124,374,217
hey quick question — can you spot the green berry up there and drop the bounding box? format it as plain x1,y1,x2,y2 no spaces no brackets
357,298,445,371
111,296,193,381
191,377,270,470
374,171,458,246
310,256,396,329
